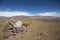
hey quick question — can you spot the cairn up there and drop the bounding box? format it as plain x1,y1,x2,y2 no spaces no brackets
3,20,26,39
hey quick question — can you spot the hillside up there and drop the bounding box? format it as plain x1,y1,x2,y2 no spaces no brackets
0,16,60,21
0,16,60,40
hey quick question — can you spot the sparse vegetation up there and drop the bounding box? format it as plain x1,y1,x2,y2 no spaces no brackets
0,17,60,40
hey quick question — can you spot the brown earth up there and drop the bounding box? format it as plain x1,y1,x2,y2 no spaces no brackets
0,16,60,40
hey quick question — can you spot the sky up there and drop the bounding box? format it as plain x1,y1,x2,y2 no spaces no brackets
0,0,60,17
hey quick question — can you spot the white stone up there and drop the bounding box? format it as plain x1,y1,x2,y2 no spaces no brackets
14,21,22,27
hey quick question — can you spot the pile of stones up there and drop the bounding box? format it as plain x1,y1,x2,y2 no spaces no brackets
3,23,25,39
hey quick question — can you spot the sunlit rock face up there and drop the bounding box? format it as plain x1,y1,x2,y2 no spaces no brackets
14,21,22,27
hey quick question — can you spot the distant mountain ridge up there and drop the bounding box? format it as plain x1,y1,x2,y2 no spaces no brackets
0,16,60,22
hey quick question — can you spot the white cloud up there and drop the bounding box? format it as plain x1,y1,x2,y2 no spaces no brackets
1,6,10,11
0,11,32,17
37,12,60,16
0,11,60,17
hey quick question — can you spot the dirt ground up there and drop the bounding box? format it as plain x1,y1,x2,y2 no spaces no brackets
0,20,60,40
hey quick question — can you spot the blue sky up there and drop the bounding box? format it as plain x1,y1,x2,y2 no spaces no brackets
0,0,60,17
